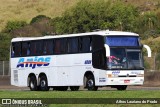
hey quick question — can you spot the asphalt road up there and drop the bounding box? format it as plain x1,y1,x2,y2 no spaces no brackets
0,76,160,91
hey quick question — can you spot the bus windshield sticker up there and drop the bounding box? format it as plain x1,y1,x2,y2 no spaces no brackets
112,71,120,75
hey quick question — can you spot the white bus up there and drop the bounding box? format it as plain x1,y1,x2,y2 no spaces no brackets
10,30,151,91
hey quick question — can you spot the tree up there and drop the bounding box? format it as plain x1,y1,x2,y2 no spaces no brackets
52,0,139,34
135,12,158,39
0,33,11,60
30,15,51,24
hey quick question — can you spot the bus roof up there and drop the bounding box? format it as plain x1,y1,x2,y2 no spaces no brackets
11,30,139,42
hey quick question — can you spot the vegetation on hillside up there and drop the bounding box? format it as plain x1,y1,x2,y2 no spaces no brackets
0,0,79,31
1,0,160,70
52,1,138,34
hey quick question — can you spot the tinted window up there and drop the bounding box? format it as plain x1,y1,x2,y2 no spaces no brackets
127,50,143,69
92,35,104,51
43,40,54,55
22,42,30,56
92,35,106,69
60,39,67,54
68,38,78,53
54,39,61,54
106,36,139,46
54,39,67,54
12,42,21,57
79,36,92,53
30,41,43,56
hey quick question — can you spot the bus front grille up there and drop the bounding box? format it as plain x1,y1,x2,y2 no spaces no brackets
118,75,136,77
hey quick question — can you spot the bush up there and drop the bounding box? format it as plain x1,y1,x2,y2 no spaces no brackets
4,20,27,33
144,59,151,70
135,12,159,39
30,15,51,24
11,18,54,37
0,33,12,60
155,53,160,70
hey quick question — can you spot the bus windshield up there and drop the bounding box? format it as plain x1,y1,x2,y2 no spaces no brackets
107,48,144,70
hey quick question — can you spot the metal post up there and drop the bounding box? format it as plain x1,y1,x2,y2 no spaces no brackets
154,53,156,71
3,61,4,76
9,61,11,76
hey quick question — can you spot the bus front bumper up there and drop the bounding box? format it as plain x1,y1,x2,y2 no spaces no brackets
106,77,144,85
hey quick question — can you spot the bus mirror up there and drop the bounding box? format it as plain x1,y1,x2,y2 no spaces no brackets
104,44,110,57
143,45,151,57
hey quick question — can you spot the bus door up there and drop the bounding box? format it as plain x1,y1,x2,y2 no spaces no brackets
92,35,107,85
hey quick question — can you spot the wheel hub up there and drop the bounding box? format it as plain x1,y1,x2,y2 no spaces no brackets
30,81,34,88
87,79,94,87
41,80,46,87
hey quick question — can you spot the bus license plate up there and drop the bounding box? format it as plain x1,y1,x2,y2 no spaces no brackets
124,80,130,83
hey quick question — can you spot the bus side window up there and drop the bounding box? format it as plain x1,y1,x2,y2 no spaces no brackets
27,42,30,55
54,39,60,54
36,40,43,55
89,36,92,51
79,36,91,53
68,38,78,53
60,39,67,54
43,41,47,54
30,41,36,56
43,40,54,55
22,42,30,56
48,40,54,54
12,42,21,57
11,44,15,57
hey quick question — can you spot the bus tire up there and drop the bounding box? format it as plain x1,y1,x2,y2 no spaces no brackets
70,86,79,91
39,75,49,91
29,76,37,91
117,85,127,90
86,75,98,91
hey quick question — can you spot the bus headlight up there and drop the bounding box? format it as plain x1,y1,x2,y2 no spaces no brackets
107,74,118,78
108,74,112,78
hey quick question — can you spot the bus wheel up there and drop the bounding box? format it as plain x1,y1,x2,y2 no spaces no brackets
86,75,98,91
29,76,37,91
70,86,79,91
39,75,49,91
117,85,127,90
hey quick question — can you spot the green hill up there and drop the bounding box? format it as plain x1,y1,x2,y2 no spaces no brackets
1,0,160,31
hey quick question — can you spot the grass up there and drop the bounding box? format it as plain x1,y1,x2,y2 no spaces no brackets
1,90,160,98
0,90,160,107
0,0,79,31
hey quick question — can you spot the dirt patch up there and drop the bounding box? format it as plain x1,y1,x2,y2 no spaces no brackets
0,76,10,86
144,72,160,87
0,76,28,90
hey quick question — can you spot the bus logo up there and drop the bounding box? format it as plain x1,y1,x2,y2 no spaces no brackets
112,71,120,74
16,57,51,69
85,60,91,64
